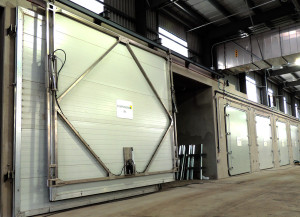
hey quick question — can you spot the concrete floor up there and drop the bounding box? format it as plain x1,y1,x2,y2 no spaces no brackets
40,166,300,217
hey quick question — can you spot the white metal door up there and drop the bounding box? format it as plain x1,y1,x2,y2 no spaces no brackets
48,11,174,200
276,121,289,166
290,125,300,162
255,115,274,169
225,106,251,175
14,6,175,215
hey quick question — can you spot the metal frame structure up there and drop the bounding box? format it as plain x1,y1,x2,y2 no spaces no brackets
45,4,176,187
13,6,25,217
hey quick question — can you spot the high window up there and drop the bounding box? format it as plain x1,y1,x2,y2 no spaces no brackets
70,0,104,14
283,97,288,114
268,89,274,107
158,27,188,57
246,76,257,102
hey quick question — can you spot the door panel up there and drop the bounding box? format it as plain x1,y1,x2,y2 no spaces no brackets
290,125,300,162
225,106,251,175
276,121,289,166
255,116,273,169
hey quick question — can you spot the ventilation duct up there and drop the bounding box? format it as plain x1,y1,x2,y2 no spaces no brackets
216,24,300,74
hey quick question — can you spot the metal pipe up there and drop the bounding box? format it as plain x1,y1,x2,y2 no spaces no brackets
188,0,276,32
200,144,203,180
55,0,224,78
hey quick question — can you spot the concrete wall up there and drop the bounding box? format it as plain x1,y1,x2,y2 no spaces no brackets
172,63,300,179
176,85,217,179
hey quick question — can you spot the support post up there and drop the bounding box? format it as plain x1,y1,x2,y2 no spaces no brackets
278,88,285,113
291,96,296,117
238,72,247,94
261,70,269,106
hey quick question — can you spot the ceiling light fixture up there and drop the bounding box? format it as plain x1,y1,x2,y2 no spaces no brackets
295,58,300,66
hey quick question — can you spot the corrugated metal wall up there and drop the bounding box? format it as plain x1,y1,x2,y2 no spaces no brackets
187,32,201,61
104,0,136,31
159,14,186,41
146,9,158,40
103,1,205,60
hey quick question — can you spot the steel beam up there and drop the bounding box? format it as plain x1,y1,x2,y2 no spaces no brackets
285,79,300,87
173,1,210,24
208,2,295,40
269,66,300,77
208,0,237,22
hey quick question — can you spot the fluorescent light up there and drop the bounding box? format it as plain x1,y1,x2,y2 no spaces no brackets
295,58,300,66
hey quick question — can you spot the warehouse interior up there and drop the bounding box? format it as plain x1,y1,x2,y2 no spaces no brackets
1,0,300,216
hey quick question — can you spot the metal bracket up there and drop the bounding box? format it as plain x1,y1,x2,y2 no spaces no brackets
227,151,232,155
4,170,15,182
7,24,17,37
119,36,130,44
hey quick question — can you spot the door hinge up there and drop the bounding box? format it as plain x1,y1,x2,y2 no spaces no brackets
7,24,17,37
4,170,15,182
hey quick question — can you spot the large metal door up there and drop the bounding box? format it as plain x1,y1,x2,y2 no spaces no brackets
290,125,300,162
225,106,251,175
47,9,175,201
255,115,274,169
276,121,289,166
14,6,175,215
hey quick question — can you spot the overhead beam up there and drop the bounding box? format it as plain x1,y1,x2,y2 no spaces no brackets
208,0,237,22
173,1,211,25
269,66,300,77
285,79,300,87
160,9,194,28
150,0,173,10
294,90,300,96
207,2,295,40
246,0,274,29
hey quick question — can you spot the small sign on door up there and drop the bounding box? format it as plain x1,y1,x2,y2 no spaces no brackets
116,100,133,119
237,137,242,146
